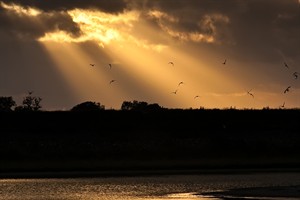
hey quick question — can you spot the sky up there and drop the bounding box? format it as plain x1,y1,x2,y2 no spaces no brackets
0,0,299,110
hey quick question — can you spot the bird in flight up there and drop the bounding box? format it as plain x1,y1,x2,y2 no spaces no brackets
247,89,254,98
178,81,184,87
284,62,289,69
90,63,95,67
168,61,174,66
293,72,298,79
171,89,178,94
108,63,112,69
284,86,291,93
194,95,200,99
222,59,227,65
109,80,116,84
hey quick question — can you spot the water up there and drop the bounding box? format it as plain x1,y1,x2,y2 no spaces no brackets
0,172,299,200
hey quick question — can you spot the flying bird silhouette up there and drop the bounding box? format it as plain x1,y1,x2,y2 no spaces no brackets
247,89,254,98
178,81,184,87
284,86,291,93
194,95,200,99
222,59,227,65
293,72,298,79
90,63,95,67
171,89,178,94
284,62,289,69
109,80,116,84
108,63,112,69
168,61,174,66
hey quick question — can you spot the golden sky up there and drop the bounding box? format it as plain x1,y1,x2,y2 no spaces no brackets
0,0,299,110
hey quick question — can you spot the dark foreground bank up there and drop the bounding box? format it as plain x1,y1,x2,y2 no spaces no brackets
0,109,300,176
200,185,300,199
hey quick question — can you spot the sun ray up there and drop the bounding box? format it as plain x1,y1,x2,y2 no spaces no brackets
35,5,300,109
39,41,129,108
38,9,246,109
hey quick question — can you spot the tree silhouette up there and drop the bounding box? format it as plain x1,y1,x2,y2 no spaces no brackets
121,101,132,110
0,96,16,111
121,100,162,112
15,91,42,111
71,101,105,111
121,100,147,111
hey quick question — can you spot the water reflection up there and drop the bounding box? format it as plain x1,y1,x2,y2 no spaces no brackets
0,172,299,200
163,192,217,199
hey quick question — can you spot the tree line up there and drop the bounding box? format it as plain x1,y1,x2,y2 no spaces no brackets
0,92,163,112
0,92,42,112
2,92,299,112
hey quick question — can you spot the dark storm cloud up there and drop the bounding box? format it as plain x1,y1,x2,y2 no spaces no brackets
0,0,129,41
272,9,300,58
225,0,300,62
0,0,127,12
1,0,299,62
0,4,81,40
130,0,242,44
131,0,300,62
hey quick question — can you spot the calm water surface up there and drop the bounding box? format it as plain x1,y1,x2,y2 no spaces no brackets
0,172,300,200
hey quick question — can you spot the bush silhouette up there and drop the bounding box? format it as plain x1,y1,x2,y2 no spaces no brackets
121,100,162,112
15,91,42,111
71,101,105,111
0,96,16,111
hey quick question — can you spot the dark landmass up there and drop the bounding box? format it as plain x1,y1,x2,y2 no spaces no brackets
200,185,300,199
0,109,300,177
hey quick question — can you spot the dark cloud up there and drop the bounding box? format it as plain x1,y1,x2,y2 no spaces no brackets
132,0,300,62
39,11,82,37
0,0,127,13
1,0,299,59
0,0,128,41
132,1,238,46
0,5,81,40
225,0,300,62
272,10,300,58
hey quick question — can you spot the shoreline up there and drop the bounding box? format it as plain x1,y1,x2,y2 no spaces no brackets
200,185,300,199
1,167,300,179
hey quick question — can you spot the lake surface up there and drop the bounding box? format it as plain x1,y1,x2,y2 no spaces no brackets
0,172,300,200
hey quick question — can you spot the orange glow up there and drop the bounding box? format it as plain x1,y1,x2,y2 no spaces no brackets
39,7,300,109
40,9,139,47
73,9,236,108
2,1,294,109
40,41,130,108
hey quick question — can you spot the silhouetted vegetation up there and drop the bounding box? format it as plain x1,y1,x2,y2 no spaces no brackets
0,96,16,111
0,96,300,176
71,101,105,112
14,91,42,111
121,100,163,112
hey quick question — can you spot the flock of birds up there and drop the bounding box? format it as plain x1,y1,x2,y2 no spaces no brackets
90,63,116,84
245,61,298,108
280,62,298,108
168,62,202,100
89,58,298,108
